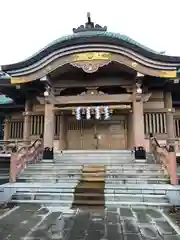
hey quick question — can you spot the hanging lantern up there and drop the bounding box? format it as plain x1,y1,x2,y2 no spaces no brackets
86,107,91,120
95,106,101,119
75,107,81,120
104,106,110,120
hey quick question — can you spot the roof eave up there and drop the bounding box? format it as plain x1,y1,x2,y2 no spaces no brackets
2,33,180,72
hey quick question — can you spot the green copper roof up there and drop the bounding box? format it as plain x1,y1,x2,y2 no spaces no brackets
0,95,13,104
63,31,159,53
23,31,159,63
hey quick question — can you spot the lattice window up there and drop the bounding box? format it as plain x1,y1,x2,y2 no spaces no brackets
174,119,180,137
30,115,44,136
9,120,24,139
55,115,61,135
144,113,166,134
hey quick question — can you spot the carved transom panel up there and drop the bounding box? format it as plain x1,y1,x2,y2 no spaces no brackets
70,60,111,73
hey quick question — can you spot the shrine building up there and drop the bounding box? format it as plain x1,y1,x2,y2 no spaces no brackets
0,14,180,151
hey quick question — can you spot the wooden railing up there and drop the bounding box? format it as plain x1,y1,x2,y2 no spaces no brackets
150,135,177,185
174,139,180,154
0,140,31,154
9,139,43,183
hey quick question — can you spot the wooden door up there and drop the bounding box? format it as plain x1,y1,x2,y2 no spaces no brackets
81,120,95,150
67,117,127,150
67,119,95,150
67,120,82,149
95,123,110,149
96,120,127,149
109,120,127,149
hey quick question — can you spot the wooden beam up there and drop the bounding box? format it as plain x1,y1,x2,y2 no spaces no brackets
54,104,132,111
37,94,132,105
144,108,175,113
52,77,134,88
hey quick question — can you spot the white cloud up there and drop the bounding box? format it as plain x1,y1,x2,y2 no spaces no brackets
0,0,180,64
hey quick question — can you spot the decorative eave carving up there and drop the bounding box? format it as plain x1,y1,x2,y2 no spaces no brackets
80,88,106,96
70,60,111,73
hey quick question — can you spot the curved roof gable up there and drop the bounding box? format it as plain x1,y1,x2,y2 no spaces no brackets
2,13,180,72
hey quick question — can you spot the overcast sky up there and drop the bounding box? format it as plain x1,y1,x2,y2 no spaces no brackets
0,0,180,65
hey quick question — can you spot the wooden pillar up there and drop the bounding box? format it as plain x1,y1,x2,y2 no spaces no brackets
3,118,9,141
132,91,145,147
169,145,178,184
127,111,133,148
164,92,177,184
164,91,175,143
59,114,67,150
23,100,31,141
43,103,54,148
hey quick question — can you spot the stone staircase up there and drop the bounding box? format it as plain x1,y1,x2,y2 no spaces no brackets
7,150,174,207
0,154,10,185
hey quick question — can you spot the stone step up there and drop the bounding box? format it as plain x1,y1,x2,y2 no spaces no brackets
105,178,169,184
17,178,79,183
25,167,162,174
54,157,135,160
22,171,163,178
55,156,134,159
28,162,158,168
54,160,136,164
54,153,134,157
19,173,167,179
9,198,172,207
27,164,83,169
106,169,163,174
24,168,161,175
0,174,9,177
22,170,82,175
14,187,169,195
4,182,177,192
18,176,169,184
11,192,168,203
55,150,132,154
107,165,161,170
12,192,167,197
0,168,9,173
21,170,164,177
54,154,148,159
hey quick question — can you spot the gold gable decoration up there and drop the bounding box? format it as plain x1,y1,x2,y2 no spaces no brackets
10,77,30,84
71,52,112,62
160,70,176,78
70,52,112,73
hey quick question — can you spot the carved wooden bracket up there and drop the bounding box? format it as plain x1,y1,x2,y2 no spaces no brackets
70,60,111,73
142,92,152,102
135,92,152,102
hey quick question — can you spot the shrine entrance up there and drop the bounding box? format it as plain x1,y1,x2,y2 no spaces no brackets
66,116,127,150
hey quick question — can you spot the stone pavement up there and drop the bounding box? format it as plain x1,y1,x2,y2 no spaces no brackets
0,204,179,239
